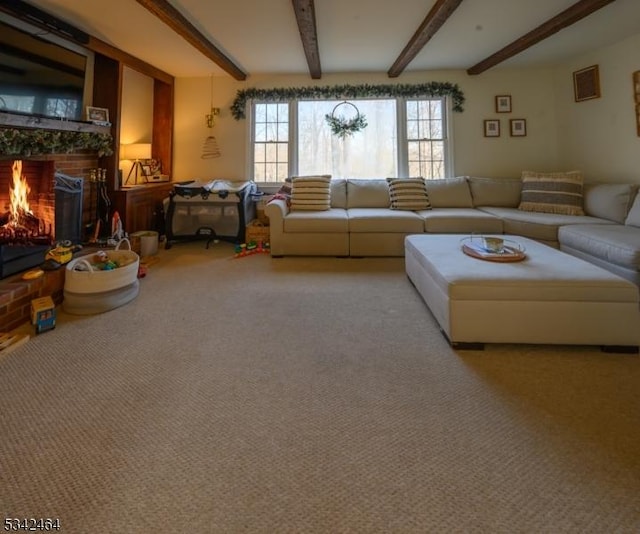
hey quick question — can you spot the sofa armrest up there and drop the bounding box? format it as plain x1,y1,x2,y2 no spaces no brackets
265,198,289,228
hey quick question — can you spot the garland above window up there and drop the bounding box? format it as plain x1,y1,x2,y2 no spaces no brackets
0,129,114,157
230,82,465,120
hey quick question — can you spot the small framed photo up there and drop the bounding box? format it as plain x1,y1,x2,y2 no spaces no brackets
144,158,162,175
573,65,600,102
495,95,512,113
510,118,527,137
484,119,500,137
86,106,109,123
141,164,152,177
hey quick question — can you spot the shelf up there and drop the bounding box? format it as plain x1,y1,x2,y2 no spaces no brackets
0,111,111,134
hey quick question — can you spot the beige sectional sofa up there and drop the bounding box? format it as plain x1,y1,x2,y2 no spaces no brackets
265,176,640,284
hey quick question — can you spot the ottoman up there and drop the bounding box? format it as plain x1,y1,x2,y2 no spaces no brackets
405,234,640,351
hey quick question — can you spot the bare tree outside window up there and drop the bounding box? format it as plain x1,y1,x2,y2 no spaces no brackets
407,99,446,179
298,100,397,179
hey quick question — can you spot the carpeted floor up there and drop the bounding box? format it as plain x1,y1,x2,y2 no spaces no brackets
1,241,639,533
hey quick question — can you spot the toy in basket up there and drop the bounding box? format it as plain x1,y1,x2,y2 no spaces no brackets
63,238,140,315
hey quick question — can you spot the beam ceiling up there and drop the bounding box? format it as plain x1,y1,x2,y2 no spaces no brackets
292,0,321,79
135,0,247,81
467,0,618,75
387,0,464,78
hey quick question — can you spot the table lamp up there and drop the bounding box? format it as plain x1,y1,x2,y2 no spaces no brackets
121,143,151,185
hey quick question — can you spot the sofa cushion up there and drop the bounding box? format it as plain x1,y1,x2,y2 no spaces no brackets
519,170,585,216
330,179,347,209
348,208,424,233
421,208,503,234
468,176,522,208
624,189,640,227
283,208,349,233
583,183,637,224
346,179,390,208
424,176,473,208
559,224,640,270
290,175,331,211
479,207,613,242
387,178,431,210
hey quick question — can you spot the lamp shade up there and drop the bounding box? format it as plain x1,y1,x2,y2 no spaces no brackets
121,143,151,160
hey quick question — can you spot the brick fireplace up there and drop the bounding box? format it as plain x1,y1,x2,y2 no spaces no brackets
0,151,101,332
0,153,99,236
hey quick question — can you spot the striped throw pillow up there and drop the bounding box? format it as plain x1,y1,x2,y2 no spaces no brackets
290,175,332,211
519,171,585,216
387,178,431,211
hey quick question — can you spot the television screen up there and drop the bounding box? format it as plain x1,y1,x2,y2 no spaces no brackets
0,20,87,121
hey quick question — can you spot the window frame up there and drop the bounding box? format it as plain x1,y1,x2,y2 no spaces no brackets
403,97,452,180
248,96,452,183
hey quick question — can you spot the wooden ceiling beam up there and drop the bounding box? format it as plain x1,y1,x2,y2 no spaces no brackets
135,0,246,81
467,0,617,75
292,0,321,79
388,0,464,78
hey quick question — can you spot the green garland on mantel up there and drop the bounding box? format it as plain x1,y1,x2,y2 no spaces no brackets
230,82,465,120
0,128,114,157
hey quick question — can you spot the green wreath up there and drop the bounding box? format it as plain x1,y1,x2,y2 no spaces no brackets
325,101,368,139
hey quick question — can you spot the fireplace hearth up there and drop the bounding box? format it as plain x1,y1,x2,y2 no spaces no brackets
0,244,49,278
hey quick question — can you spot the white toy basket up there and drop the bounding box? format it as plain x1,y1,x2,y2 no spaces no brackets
64,238,140,295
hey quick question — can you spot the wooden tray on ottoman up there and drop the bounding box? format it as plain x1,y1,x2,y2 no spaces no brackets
461,238,526,262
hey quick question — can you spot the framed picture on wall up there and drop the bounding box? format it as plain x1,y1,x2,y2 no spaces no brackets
495,95,512,113
484,119,500,137
510,119,527,137
573,65,600,102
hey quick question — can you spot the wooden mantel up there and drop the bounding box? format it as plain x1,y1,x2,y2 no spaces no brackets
0,111,111,135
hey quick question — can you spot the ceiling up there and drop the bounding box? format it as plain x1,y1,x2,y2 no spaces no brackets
18,0,640,79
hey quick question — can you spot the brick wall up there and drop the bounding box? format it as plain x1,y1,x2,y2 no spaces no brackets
0,268,64,332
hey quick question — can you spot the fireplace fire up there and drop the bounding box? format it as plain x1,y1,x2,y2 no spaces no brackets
0,161,53,246
0,159,65,279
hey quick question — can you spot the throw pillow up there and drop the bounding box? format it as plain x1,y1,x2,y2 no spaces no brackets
519,171,585,216
270,178,292,205
386,178,431,211
290,175,331,211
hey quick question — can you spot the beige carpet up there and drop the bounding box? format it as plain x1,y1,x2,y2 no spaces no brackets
1,242,639,533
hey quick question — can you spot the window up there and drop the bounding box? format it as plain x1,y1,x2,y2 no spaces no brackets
406,99,446,179
250,97,448,182
253,103,289,181
298,99,397,179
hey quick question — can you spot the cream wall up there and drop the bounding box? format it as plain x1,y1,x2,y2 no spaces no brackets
119,66,154,178
173,69,560,182
554,32,640,183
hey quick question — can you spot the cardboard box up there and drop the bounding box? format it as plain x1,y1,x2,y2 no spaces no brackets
245,219,270,245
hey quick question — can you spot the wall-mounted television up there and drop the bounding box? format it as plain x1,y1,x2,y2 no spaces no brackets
0,17,92,121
